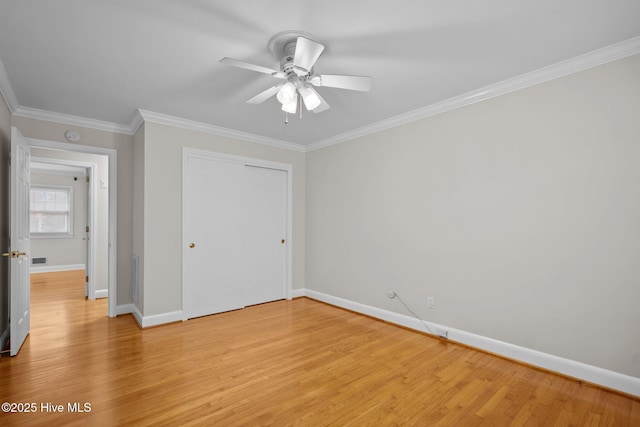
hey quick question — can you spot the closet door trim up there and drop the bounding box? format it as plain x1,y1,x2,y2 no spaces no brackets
181,148,293,320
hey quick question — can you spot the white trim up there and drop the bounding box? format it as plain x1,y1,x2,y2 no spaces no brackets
30,263,85,273
303,289,640,398
139,109,306,152
14,106,133,135
25,137,118,317
0,57,19,113
129,109,144,134
116,303,142,326
30,161,88,177
116,304,196,328
116,305,182,328
181,148,294,319
95,289,108,299
306,35,640,152
141,311,183,328
116,303,135,315
291,288,305,299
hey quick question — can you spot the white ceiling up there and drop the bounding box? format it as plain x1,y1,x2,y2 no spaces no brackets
1,1,639,147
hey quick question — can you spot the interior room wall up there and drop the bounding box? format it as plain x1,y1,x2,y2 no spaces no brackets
29,172,86,268
306,54,640,378
0,93,11,339
132,123,144,313
140,122,305,317
12,116,134,306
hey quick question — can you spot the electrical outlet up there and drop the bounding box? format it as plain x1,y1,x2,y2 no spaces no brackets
427,296,434,309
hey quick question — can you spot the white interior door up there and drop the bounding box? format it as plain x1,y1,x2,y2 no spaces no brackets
8,127,31,356
244,166,287,306
183,156,247,319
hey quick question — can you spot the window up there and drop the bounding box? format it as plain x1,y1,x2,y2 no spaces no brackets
30,186,73,237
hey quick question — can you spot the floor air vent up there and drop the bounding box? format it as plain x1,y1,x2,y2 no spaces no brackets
32,257,47,265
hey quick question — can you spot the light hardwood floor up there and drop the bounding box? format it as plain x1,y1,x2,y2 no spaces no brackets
0,271,638,426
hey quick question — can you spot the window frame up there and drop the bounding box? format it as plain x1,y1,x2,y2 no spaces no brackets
29,185,75,239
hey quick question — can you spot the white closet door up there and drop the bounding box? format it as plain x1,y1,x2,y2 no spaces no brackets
184,157,247,319
244,165,287,306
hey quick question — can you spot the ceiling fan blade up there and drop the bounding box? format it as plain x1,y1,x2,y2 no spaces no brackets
311,89,330,114
219,57,286,79
310,74,372,92
293,37,325,74
246,85,282,104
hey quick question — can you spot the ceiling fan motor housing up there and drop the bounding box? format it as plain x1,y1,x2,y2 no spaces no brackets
280,56,312,80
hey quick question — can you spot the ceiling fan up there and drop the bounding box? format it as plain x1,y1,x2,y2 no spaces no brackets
220,31,372,118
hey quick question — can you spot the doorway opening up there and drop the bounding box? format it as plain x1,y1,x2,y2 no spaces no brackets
25,137,117,317
30,150,108,303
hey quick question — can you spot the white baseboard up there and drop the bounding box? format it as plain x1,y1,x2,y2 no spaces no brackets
30,264,85,273
140,310,183,328
95,289,108,299
115,304,182,328
116,303,142,326
291,288,306,299
303,289,640,398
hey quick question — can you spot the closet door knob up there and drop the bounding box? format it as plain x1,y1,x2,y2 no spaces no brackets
189,243,196,249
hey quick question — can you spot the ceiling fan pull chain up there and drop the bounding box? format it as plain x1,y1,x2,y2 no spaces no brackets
284,111,289,125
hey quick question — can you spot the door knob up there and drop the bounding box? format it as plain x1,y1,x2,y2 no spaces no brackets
1,252,11,257
189,243,195,249
281,239,286,244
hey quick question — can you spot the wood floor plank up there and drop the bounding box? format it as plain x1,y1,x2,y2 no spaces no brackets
0,271,638,425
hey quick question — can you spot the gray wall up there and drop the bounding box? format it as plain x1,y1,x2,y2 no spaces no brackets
30,172,86,267
132,123,144,312
306,54,640,378
0,91,10,339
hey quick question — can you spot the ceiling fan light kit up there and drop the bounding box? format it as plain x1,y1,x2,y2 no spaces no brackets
220,31,372,123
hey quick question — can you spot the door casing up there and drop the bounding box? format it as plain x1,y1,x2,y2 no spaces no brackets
23,136,118,317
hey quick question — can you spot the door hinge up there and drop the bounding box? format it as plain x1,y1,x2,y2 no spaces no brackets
85,276,89,283
86,176,90,183
86,226,90,233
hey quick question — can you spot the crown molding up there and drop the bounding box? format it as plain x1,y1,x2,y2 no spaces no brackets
137,109,306,152
306,35,640,152
3,36,639,150
129,109,145,134
0,57,19,113
13,106,133,135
